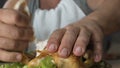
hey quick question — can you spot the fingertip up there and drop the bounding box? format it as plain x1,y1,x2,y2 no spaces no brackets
16,53,22,62
94,53,102,62
0,50,22,62
73,46,85,56
58,48,69,58
46,44,58,53
7,52,22,62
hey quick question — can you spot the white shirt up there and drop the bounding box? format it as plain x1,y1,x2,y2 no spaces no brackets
28,0,87,51
33,0,85,41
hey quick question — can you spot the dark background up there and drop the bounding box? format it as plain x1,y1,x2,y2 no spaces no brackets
0,0,7,8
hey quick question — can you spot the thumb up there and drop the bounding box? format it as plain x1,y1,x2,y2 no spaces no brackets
3,0,18,9
3,0,30,16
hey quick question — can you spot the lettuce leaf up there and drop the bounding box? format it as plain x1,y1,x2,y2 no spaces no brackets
28,56,57,68
39,56,57,68
0,63,24,68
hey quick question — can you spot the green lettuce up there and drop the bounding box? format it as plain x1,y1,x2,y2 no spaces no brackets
0,56,57,68
28,55,57,68
40,56,56,68
0,63,24,68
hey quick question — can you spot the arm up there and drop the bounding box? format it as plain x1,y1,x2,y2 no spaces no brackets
46,0,120,63
87,0,120,35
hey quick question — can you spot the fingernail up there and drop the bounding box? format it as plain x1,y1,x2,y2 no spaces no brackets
59,48,68,57
94,54,101,62
47,44,57,52
16,54,22,61
74,47,82,56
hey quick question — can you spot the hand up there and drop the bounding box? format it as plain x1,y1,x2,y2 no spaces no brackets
46,18,104,62
0,9,33,62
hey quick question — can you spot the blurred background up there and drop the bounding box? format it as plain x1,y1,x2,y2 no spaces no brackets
0,0,120,68
106,33,120,68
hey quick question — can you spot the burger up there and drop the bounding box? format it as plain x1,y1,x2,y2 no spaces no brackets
25,40,111,68
0,40,111,68
0,39,111,68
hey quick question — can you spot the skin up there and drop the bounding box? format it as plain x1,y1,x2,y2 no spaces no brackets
0,0,33,62
40,0,104,62
41,0,120,62
0,0,120,63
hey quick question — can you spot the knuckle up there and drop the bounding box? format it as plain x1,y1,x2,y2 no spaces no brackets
77,41,86,47
10,28,21,39
0,9,18,23
50,29,65,40
26,28,34,37
12,13,21,23
11,41,28,51
17,29,24,38
81,26,91,34
84,27,91,34
8,29,18,39
81,38,88,44
95,44,102,49
10,41,18,50
12,27,34,40
65,25,74,31
83,32,91,39
66,27,79,37
23,28,34,40
18,41,28,51
52,29,64,35
89,24,103,37
5,10,20,23
0,38,18,51
77,38,88,47
11,28,26,39
0,38,7,45
48,37,59,44
79,28,91,39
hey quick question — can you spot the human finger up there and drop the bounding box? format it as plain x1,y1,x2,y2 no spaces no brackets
46,29,66,52
0,9,29,27
73,26,91,56
0,21,33,40
0,49,22,62
92,25,103,62
58,26,79,58
0,37,28,51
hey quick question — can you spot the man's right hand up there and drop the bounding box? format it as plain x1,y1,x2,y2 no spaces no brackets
0,9,33,62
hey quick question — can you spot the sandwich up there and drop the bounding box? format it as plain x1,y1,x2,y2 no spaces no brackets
25,40,111,68
0,40,112,68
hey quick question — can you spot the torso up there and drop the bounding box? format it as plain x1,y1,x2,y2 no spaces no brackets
39,0,92,14
39,0,105,14
31,0,86,40
40,0,60,10
28,0,104,41
28,0,93,15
